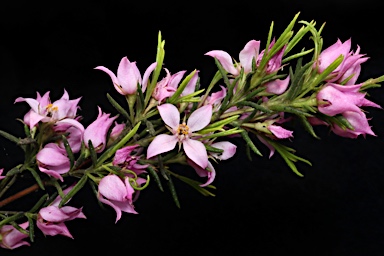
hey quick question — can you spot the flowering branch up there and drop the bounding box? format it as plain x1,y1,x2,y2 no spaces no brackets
0,12,383,250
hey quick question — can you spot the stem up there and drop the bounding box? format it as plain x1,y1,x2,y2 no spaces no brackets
0,182,54,208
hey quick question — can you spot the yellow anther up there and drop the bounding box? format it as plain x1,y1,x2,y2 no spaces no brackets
177,123,189,136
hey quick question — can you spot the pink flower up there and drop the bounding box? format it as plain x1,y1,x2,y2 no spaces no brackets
0,168,5,180
0,222,30,249
95,57,157,95
203,85,227,112
256,38,286,74
268,124,294,139
264,75,290,95
36,143,70,182
187,158,216,187
205,39,260,76
317,83,381,116
107,121,125,147
332,111,376,138
209,141,237,160
314,38,367,82
83,106,118,153
113,144,149,174
14,89,82,129
337,45,369,85
53,118,85,154
36,185,86,239
152,68,177,103
146,103,212,169
97,174,138,223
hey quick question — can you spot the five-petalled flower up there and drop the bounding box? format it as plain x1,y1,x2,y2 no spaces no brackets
146,103,213,169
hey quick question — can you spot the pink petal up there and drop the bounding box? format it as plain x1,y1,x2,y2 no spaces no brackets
268,125,293,139
205,50,239,76
183,139,208,169
210,141,237,160
146,134,178,159
99,175,128,201
239,40,260,73
183,70,200,96
94,66,122,94
265,75,290,95
157,103,180,129
168,70,187,89
187,105,212,132
141,62,157,92
39,206,69,222
117,57,139,95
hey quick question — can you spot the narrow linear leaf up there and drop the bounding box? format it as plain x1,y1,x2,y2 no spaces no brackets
147,166,164,192
59,174,88,207
26,214,35,242
10,222,29,235
27,167,45,190
199,128,243,140
205,145,224,154
88,179,107,210
29,194,49,213
241,130,263,157
171,172,216,197
107,93,130,120
96,122,141,166
168,70,197,103
237,101,272,114
61,135,74,168
298,115,320,139
167,175,180,208
88,140,98,167
0,212,24,226
0,130,20,144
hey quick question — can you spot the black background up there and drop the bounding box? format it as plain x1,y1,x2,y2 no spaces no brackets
1,1,384,255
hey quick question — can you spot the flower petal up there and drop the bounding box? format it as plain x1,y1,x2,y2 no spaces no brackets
239,40,260,73
205,50,239,76
187,105,212,132
183,139,208,169
98,175,127,201
157,103,180,129
141,62,157,92
146,134,178,159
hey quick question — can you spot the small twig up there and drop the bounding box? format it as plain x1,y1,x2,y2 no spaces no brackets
0,182,52,208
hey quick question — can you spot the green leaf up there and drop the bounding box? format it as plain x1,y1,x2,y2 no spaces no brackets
88,140,98,167
145,31,165,106
0,130,20,144
298,115,320,139
236,101,272,114
241,130,263,157
96,121,141,166
59,174,88,207
27,167,45,190
170,171,216,197
205,144,224,154
26,213,35,242
198,127,243,140
61,135,75,169
106,93,130,121
199,115,240,134
167,175,180,208
168,70,197,104
147,165,164,192
29,194,49,213
284,58,315,101
266,138,311,177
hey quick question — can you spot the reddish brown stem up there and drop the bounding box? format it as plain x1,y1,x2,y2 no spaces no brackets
0,183,40,208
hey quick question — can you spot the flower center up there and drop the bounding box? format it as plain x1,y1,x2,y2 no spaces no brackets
176,123,189,141
46,104,58,117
